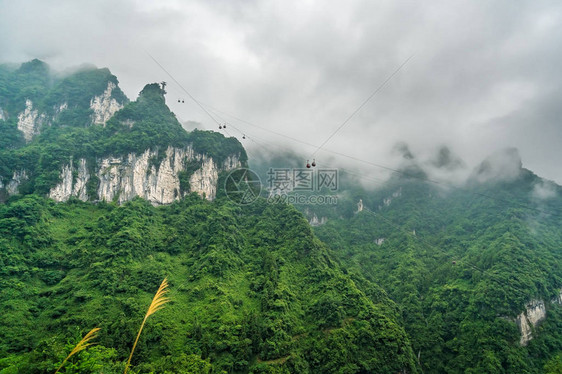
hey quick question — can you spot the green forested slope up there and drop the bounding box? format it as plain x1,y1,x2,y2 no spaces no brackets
0,60,127,151
0,194,417,373
3,59,562,374
313,171,562,373
0,61,247,201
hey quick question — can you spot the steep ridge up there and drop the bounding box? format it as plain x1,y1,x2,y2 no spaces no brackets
3,59,562,373
0,61,246,204
0,61,418,373
311,157,562,372
0,195,418,373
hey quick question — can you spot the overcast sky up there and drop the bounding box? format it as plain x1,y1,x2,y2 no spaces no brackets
1,0,561,184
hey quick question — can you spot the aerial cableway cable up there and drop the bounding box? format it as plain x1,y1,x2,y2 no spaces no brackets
146,50,562,219
146,51,558,307
216,116,537,301
197,101,562,218
310,54,414,158
195,112,560,302
146,51,222,127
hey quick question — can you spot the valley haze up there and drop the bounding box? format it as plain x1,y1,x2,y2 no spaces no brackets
1,0,561,184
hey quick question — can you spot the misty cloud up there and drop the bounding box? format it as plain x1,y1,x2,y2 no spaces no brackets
392,142,415,161
431,146,466,171
532,180,558,200
471,147,523,183
1,0,561,184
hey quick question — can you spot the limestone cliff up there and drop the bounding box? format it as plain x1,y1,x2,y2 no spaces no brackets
356,199,364,213
1,61,244,206
378,187,402,209
17,99,44,142
0,171,28,196
5,61,128,142
13,81,124,142
48,159,90,202
552,289,562,305
90,82,123,125
309,214,328,227
47,146,241,204
516,299,546,346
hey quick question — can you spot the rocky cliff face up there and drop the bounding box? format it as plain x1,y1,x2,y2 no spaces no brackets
517,299,547,346
11,76,124,142
1,61,245,205
17,99,44,142
46,146,241,204
309,214,328,227
356,199,364,213
90,82,123,125
552,289,562,305
13,80,122,142
378,188,402,209
0,171,28,196
48,159,90,202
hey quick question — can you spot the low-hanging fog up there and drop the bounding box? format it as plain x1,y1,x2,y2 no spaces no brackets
1,0,561,184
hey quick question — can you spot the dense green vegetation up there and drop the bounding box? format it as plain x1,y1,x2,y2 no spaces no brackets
3,59,562,373
311,171,562,373
0,60,128,152
0,60,50,150
0,194,417,373
0,61,247,200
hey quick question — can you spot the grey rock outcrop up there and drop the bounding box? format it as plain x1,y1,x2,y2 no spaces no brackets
48,146,241,204
552,289,562,305
49,159,90,202
90,82,123,125
17,99,44,142
309,214,327,227
357,199,364,213
516,299,546,346
0,171,29,195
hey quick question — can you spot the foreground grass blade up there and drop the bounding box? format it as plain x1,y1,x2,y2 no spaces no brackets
124,277,169,374
54,327,100,373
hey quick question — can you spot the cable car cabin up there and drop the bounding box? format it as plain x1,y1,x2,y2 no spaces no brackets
311,159,316,167
306,160,311,168
182,100,185,103
219,125,222,129
242,135,246,139
178,99,180,103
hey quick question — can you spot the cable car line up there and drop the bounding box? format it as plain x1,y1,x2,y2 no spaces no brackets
198,103,562,217
202,100,561,217
147,52,562,218
311,55,414,158
145,53,558,311
146,51,222,126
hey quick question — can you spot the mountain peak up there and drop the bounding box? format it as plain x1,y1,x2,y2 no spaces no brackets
139,82,166,99
472,147,523,183
0,62,247,204
431,145,466,170
16,59,50,75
